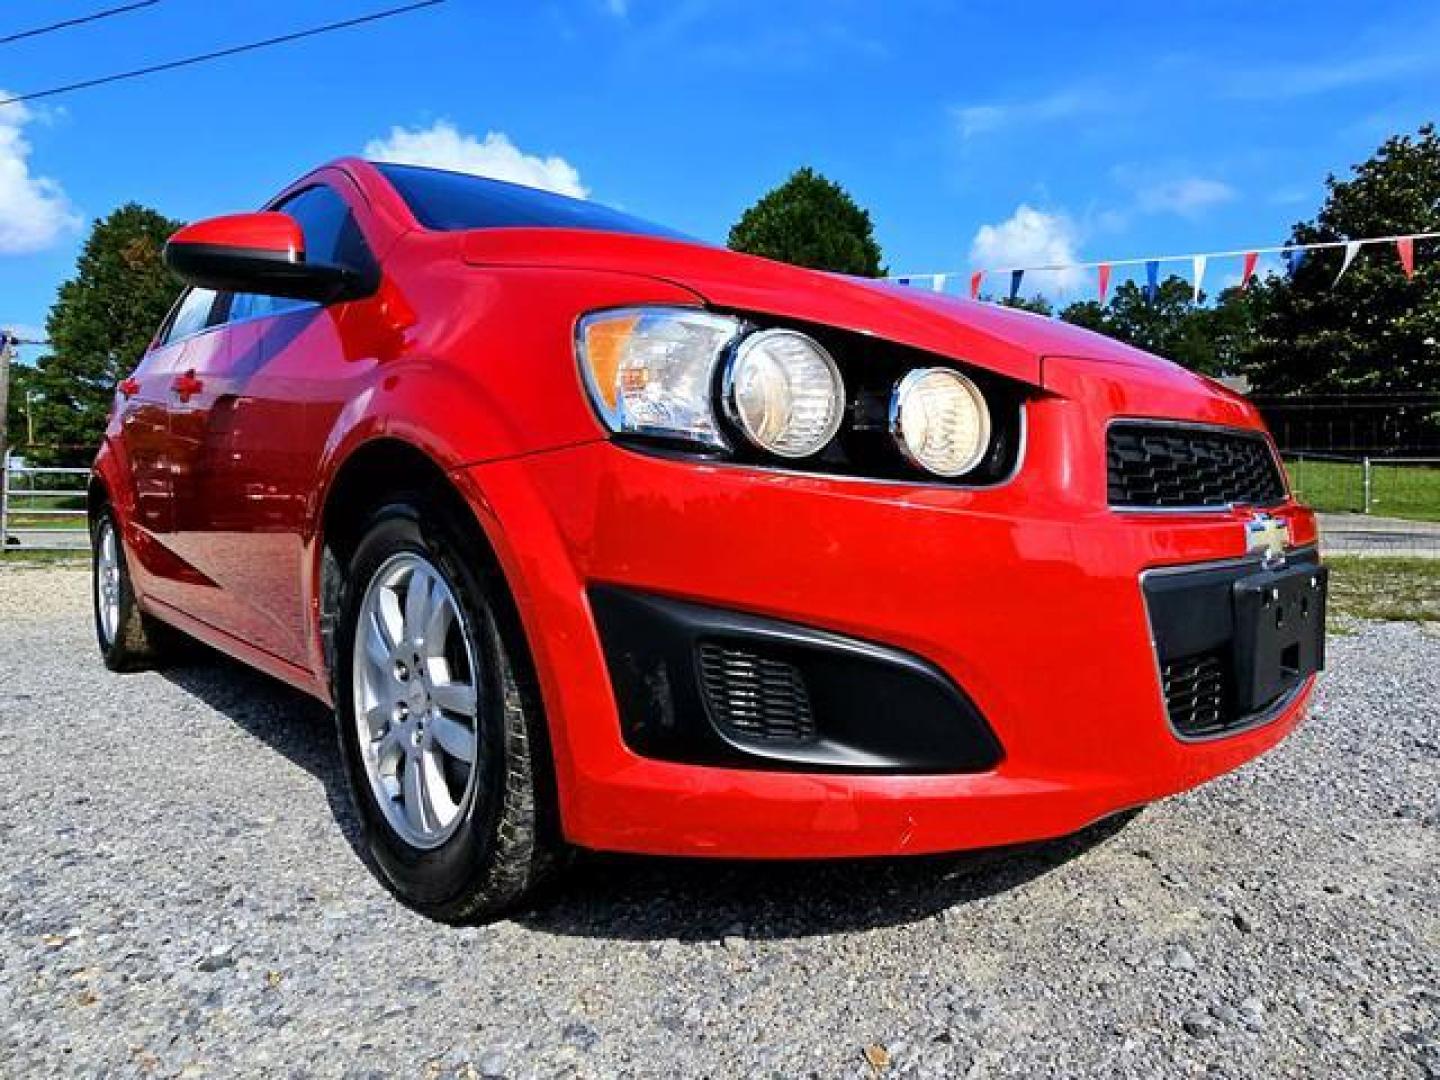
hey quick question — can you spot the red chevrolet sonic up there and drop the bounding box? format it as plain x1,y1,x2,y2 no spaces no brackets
91,158,1326,920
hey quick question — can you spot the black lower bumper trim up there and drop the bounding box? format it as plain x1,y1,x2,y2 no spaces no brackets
588,585,1003,774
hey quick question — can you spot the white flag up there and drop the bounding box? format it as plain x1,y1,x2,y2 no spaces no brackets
932,274,947,293
1334,240,1362,285
1192,254,1207,303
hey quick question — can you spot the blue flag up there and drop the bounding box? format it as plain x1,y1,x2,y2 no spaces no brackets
896,277,911,286
1284,248,1308,276
1144,260,1160,302
1009,269,1025,300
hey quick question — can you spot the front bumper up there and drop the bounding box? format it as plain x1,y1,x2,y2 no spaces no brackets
453,360,1319,859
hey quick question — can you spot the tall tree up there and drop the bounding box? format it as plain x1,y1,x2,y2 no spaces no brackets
29,204,183,463
1056,277,1266,376
1243,124,1440,394
728,167,885,277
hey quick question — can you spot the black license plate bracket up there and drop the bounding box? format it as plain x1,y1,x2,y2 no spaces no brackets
1231,563,1328,714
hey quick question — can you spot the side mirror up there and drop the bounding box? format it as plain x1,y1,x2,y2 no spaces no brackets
164,212,376,303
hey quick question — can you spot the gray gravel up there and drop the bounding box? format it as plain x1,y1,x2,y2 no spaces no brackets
1,565,1436,1078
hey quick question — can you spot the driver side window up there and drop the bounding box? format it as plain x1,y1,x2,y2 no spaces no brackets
231,183,375,321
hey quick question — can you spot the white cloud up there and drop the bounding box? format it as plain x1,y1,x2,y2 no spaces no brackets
1134,176,1236,218
952,86,1115,140
0,94,79,254
364,122,588,198
969,204,1085,294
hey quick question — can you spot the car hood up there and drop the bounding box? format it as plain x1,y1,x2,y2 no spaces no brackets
459,228,1226,397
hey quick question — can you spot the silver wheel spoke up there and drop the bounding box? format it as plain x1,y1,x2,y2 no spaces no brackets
402,754,427,832
430,714,476,763
377,586,405,650
421,749,459,825
404,568,435,643
431,679,477,718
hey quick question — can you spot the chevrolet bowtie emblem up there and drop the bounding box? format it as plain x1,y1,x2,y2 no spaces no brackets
1245,513,1291,565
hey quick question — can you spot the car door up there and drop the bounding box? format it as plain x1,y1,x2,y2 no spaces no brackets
114,287,222,602
165,180,382,666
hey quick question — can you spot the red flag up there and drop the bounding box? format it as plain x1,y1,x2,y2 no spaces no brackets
1241,251,1258,289
1097,263,1112,304
1397,236,1415,279
969,271,983,299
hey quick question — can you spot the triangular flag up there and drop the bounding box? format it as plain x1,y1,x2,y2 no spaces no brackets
1144,260,1159,302
1334,240,1362,285
896,277,911,286
932,273,947,293
1285,248,1308,276
1192,254,1207,303
1240,251,1258,289
969,271,983,300
1097,264,1112,304
1398,236,1415,279
1009,269,1024,300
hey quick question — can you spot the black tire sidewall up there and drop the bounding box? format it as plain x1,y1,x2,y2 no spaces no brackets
334,499,512,910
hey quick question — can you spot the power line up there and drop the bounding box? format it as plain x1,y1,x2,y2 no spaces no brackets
0,1,160,47
0,0,446,107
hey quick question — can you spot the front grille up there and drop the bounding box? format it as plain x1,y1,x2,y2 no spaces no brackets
1108,424,1286,509
697,643,817,744
1161,650,1236,738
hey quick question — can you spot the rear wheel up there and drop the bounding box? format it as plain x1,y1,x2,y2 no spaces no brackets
334,498,561,922
91,508,183,671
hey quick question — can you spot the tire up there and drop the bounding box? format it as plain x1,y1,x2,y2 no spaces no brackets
91,507,184,672
334,496,562,922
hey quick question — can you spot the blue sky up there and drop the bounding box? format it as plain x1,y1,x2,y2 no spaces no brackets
3,0,1438,360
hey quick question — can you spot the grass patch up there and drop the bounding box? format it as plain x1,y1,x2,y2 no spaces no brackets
0,548,89,566
1285,457,1440,522
1326,556,1440,624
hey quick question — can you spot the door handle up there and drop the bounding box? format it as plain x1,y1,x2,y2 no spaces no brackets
171,370,204,403
117,377,141,399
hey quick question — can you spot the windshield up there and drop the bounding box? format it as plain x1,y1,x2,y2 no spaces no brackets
374,162,687,240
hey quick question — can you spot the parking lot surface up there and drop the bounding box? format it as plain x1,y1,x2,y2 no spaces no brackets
1,566,1436,1078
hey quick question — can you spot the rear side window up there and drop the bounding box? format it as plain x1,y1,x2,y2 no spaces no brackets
375,162,686,239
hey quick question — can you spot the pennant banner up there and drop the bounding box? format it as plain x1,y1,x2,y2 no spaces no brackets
890,230,1436,306
1398,237,1415,279
1335,240,1362,285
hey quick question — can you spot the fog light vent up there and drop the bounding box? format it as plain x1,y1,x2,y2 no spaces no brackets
697,643,817,744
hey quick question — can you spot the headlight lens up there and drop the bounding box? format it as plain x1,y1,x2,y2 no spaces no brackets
722,329,845,458
577,307,742,449
890,367,991,477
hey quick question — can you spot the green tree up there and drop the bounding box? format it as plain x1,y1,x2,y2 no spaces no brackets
728,167,885,276
1243,124,1440,394
29,204,183,463
1057,277,1266,376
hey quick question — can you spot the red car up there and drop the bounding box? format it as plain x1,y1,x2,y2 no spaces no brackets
91,159,1326,921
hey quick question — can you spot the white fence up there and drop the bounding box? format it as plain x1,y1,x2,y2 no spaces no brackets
0,457,90,552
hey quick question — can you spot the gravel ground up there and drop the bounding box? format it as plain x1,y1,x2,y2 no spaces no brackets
1,565,1436,1079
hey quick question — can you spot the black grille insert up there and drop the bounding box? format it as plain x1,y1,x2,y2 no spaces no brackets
1108,424,1285,509
698,643,817,744
1161,650,1234,738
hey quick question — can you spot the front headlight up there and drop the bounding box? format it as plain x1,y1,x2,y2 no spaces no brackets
889,367,991,477
722,329,845,459
577,307,743,449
